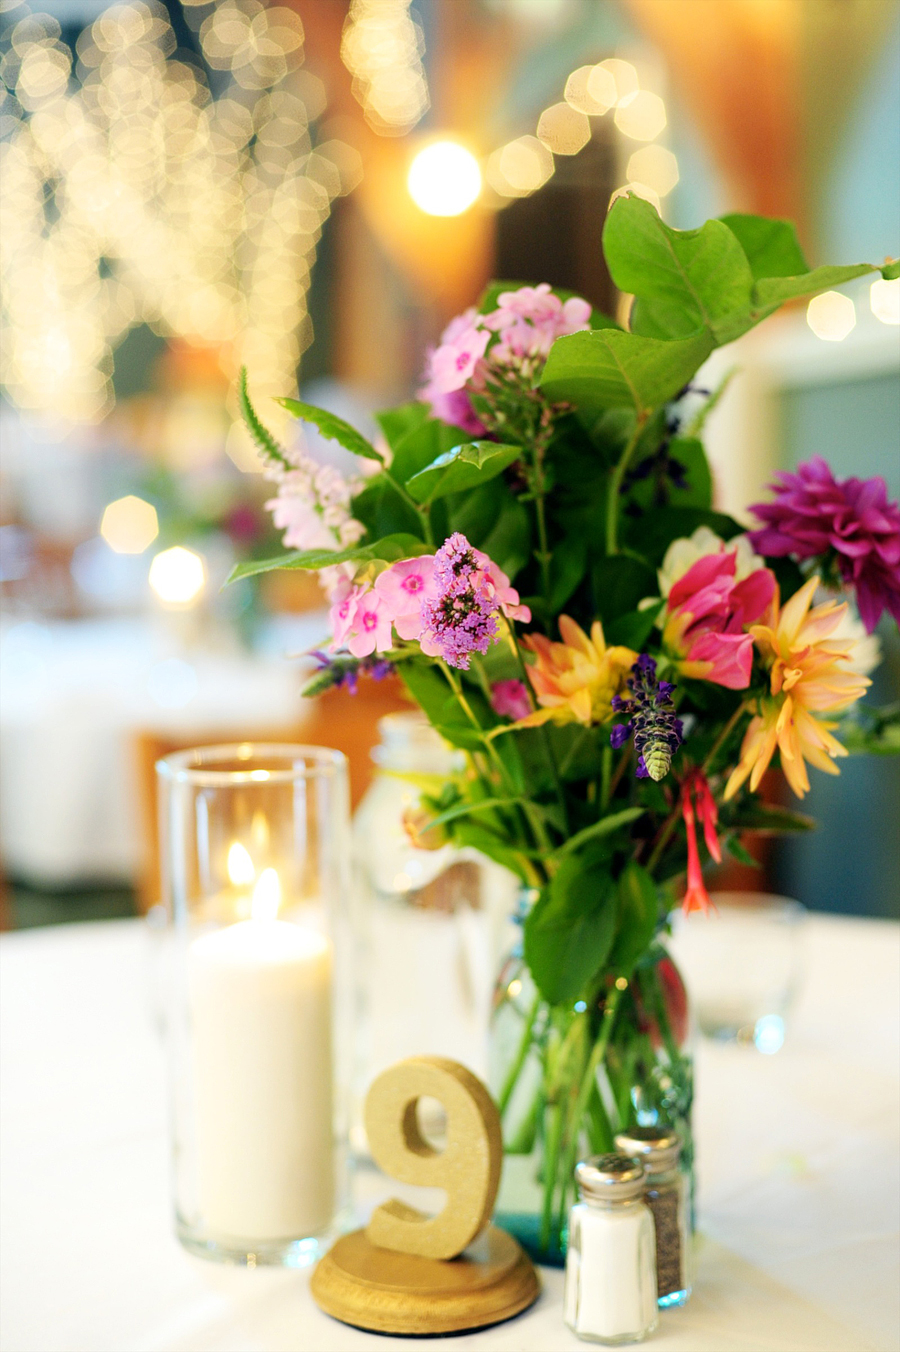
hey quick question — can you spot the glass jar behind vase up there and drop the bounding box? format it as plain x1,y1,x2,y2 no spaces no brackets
490,924,693,1267
351,711,519,1154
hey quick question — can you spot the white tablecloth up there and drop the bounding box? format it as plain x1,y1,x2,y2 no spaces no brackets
1,914,898,1352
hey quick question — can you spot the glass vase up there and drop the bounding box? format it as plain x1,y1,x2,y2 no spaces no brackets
490,924,693,1267
156,743,353,1266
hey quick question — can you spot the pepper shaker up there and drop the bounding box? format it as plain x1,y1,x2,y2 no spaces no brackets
615,1127,691,1308
564,1154,658,1344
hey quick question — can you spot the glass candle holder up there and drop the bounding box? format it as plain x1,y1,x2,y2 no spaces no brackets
157,743,352,1266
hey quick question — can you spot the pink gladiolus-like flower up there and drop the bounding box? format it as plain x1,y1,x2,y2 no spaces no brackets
662,549,776,689
490,679,531,721
749,456,900,633
374,555,437,640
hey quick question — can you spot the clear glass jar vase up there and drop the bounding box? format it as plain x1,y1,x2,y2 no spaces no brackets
351,712,518,1153
490,927,693,1267
156,743,353,1267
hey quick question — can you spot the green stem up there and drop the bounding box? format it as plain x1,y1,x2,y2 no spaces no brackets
606,415,648,555
539,1100,564,1253
608,745,633,802
534,492,551,599
701,700,749,776
599,744,612,810
504,616,568,834
498,994,541,1116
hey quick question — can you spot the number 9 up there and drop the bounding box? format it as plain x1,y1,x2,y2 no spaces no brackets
364,1056,503,1260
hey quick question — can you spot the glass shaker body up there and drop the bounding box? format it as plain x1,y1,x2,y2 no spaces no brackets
615,1127,691,1307
564,1156,658,1345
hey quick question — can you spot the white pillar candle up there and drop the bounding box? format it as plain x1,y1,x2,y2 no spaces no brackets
188,914,334,1241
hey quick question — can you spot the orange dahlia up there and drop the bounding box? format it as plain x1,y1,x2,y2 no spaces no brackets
518,616,636,728
724,577,870,800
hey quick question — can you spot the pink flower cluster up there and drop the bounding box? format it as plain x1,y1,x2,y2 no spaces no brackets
329,534,530,666
264,447,364,598
662,548,776,689
418,285,592,430
749,457,900,633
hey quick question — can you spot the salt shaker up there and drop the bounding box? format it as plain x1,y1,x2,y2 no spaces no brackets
615,1127,691,1308
564,1154,658,1344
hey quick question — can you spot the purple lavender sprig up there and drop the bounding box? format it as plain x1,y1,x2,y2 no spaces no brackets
421,532,498,670
304,650,392,697
610,654,683,782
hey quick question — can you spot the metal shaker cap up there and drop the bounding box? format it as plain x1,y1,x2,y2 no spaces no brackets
575,1153,646,1202
614,1126,681,1173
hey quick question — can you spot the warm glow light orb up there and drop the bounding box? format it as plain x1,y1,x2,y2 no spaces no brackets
870,277,900,325
614,90,667,142
536,102,591,156
148,546,206,605
807,291,856,342
407,142,482,216
486,136,554,197
100,495,159,554
626,145,679,197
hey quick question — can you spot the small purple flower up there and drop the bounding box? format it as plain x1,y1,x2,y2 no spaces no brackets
748,456,900,633
420,532,499,670
611,656,683,782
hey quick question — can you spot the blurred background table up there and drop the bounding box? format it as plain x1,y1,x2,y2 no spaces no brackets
1,911,897,1352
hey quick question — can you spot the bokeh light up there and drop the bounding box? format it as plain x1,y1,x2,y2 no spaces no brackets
100,495,159,554
615,89,667,141
148,545,206,605
626,144,679,197
341,0,429,136
564,65,614,116
870,277,900,325
536,101,591,156
486,135,554,197
598,57,638,105
807,291,857,342
407,142,482,216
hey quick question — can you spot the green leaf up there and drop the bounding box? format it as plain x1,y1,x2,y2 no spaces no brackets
451,820,531,883
556,807,645,857
835,704,900,756
719,213,808,280
524,855,618,1005
405,441,523,504
471,492,532,580
592,556,657,627
752,262,885,312
352,475,423,540
398,662,491,752
390,417,475,484
224,533,429,585
541,327,713,418
375,401,430,450
603,195,754,343
606,600,664,650
238,367,291,468
623,506,744,565
547,533,588,611
722,802,816,834
724,836,760,867
883,260,900,281
277,397,384,463
609,861,659,977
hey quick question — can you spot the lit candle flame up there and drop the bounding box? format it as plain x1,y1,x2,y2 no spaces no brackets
227,842,255,887
251,868,281,923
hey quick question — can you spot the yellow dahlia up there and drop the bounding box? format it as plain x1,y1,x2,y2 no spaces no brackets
724,577,870,800
518,616,636,728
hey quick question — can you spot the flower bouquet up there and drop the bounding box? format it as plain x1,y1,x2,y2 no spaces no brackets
232,195,900,1261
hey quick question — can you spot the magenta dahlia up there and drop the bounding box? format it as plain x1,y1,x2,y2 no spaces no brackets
748,456,900,633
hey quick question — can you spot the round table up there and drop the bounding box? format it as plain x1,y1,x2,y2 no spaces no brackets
1,914,897,1351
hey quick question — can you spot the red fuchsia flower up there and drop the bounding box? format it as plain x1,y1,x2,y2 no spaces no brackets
680,769,722,916
748,456,900,633
490,678,531,720
662,549,776,689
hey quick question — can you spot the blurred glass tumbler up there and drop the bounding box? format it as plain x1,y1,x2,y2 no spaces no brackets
668,892,806,1053
157,744,352,1265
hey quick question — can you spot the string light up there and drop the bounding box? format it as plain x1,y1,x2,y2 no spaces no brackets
0,1,360,454
341,0,429,136
536,102,590,156
100,495,159,553
626,144,679,197
407,141,481,216
870,277,900,325
614,89,667,142
486,134,554,198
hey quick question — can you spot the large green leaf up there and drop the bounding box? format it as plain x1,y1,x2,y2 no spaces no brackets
375,401,430,450
352,475,423,540
524,853,618,1005
719,213,808,280
277,397,383,463
720,802,816,833
592,556,657,627
752,262,886,312
623,506,744,565
225,533,429,585
540,327,713,417
405,441,523,504
608,861,659,977
604,195,754,343
390,417,475,484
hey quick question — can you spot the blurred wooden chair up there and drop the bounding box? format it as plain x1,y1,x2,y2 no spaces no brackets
132,676,411,914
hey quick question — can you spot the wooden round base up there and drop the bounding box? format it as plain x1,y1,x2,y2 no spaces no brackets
310,1225,540,1336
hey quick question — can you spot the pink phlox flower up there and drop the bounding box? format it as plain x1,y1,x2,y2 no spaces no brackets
266,489,338,552
490,679,531,720
480,555,531,623
346,587,394,659
749,456,900,633
329,577,363,649
426,325,491,396
664,549,776,690
422,387,488,437
485,284,592,361
374,555,437,641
